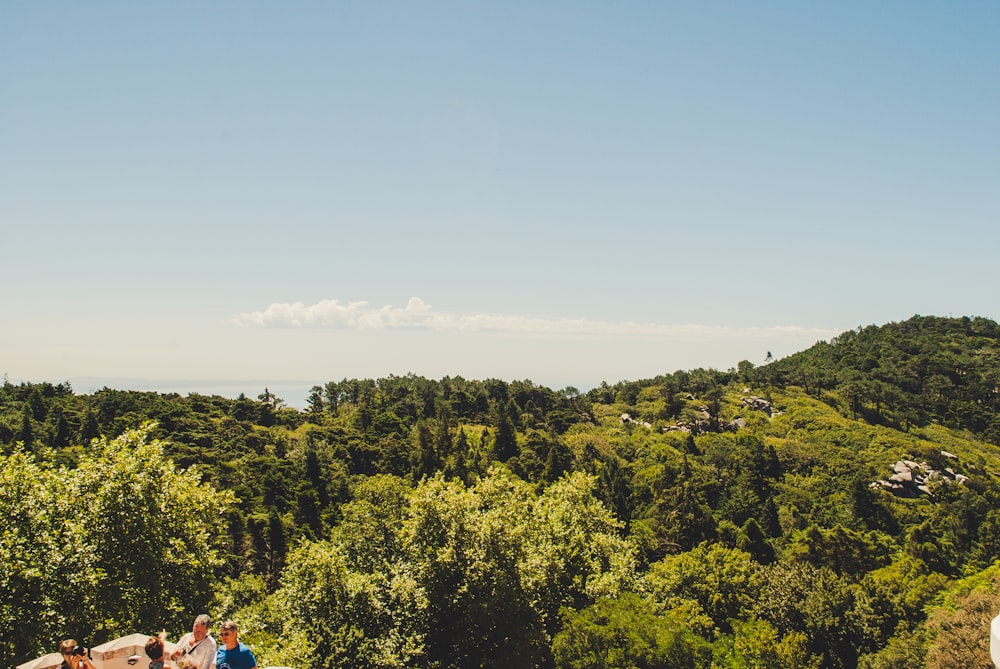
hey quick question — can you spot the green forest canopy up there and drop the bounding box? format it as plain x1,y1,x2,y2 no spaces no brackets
4,314,1000,669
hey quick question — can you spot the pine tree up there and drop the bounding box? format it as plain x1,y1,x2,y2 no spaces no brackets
491,400,518,462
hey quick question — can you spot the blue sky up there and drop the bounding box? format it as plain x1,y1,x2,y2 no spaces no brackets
3,2,999,405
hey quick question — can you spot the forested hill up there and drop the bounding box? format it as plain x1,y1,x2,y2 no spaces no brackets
4,314,1000,669
753,314,1000,442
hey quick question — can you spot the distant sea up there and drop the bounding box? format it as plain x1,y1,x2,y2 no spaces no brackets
66,377,315,410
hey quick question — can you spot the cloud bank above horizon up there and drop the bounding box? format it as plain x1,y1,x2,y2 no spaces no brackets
233,297,842,341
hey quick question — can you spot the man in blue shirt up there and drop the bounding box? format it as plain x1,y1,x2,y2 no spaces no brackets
214,621,257,669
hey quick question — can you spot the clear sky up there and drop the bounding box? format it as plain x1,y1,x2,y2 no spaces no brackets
3,2,999,406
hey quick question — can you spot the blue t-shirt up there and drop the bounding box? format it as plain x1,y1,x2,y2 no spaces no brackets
215,642,256,669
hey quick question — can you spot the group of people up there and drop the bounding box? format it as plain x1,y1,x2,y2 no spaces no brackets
58,617,257,669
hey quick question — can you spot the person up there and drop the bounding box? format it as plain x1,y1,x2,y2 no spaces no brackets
214,620,257,669
171,614,217,669
144,633,170,669
57,640,98,669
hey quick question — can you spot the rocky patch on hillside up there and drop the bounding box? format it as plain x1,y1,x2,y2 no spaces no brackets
871,452,968,498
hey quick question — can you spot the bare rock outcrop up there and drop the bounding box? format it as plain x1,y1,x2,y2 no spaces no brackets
871,453,969,498
742,395,773,416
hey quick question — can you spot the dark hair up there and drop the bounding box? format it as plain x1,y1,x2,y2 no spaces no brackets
144,637,164,660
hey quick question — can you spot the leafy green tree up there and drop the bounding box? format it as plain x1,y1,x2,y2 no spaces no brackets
906,520,959,575
78,424,236,634
632,457,716,559
253,468,636,669
752,561,861,669
552,593,711,669
269,539,426,669
785,524,893,576
0,424,234,667
970,507,1000,568
652,477,717,555
702,434,781,535
335,474,411,571
850,555,946,660
856,627,929,669
715,619,821,669
0,451,97,666
518,470,639,637
645,544,760,636
400,473,544,668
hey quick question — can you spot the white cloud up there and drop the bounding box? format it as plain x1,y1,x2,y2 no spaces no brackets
232,297,841,340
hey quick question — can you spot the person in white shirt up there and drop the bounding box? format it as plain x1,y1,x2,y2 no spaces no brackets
170,614,217,669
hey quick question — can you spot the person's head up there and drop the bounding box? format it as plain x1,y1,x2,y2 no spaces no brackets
58,640,86,668
192,614,211,640
219,620,238,647
144,636,164,661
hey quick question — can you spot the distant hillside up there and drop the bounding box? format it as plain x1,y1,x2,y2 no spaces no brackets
754,315,1000,443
